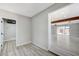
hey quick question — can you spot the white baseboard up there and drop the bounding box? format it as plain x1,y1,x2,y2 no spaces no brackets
4,38,16,42
32,43,48,51
16,41,32,47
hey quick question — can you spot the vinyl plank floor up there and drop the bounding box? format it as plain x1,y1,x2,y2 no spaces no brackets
1,40,56,56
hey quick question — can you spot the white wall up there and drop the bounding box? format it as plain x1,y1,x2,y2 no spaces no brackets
49,4,79,21
0,9,32,46
16,16,32,46
32,3,70,50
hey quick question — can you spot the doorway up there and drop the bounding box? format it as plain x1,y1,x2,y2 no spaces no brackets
4,19,16,41
0,18,16,55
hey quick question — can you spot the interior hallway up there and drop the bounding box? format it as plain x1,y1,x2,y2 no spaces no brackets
0,40,56,56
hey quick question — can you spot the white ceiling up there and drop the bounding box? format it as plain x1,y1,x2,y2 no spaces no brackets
0,3,54,17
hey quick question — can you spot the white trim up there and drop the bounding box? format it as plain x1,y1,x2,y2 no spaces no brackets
16,41,32,47
4,38,16,42
48,14,52,50
32,43,48,51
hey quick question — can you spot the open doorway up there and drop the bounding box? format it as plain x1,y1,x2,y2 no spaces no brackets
4,18,16,42
0,18,16,55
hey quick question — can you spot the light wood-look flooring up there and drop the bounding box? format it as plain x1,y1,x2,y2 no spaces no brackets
0,40,56,56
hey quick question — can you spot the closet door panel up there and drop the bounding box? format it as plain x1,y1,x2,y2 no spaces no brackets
69,23,79,55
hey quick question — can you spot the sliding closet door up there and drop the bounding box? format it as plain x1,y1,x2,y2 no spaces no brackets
57,24,70,49
49,20,79,55
50,23,71,56
51,24,57,50
69,20,79,55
